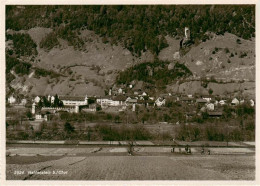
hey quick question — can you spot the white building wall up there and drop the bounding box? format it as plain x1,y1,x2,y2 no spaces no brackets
8,96,16,104
34,96,41,103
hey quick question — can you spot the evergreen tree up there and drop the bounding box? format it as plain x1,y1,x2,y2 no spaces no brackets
53,94,59,107
64,122,75,134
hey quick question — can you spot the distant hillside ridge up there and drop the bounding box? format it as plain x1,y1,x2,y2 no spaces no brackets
6,5,255,56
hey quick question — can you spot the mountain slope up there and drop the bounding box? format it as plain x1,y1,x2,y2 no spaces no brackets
5,5,255,99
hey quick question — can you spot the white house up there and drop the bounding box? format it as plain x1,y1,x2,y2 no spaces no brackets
96,96,113,108
250,99,254,107
35,114,47,121
126,98,138,106
231,98,239,105
125,97,132,102
34,96,41,103
8,95,16,104
200,106,206,112
32,102,36,114
21,99,27,106
187,94,193,98
132,104,136,111
139,96,144,100
59,95,88,106
51,96,55,104
118,88,123,94
202,97,211,103
206,103,214,111
219,100,226,106
155,97,166,107
111,95,126,106
142,92,147,96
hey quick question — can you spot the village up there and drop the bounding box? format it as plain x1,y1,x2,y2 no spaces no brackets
7,83,255,125
4,5,256,182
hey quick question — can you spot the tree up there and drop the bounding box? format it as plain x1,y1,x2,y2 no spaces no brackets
114,115,120,123
87,126,92,141
52,122,59,133
43,96,51,107
96,105,102,111
26,110,32,119
208,88,213,95
53,94,59,107
37,100,43,108
58,100,64,107
64,122,75,134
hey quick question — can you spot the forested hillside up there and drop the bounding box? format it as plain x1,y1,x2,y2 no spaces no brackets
5,5,255,98
116,61,192,88
6,5,255,56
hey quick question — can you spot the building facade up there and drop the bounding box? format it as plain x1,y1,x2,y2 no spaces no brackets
59,95,88,106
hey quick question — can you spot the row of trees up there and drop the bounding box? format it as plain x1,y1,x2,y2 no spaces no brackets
176,122,254,142
7,117,254,141
55,101,255,125
36,94,64,108
6,120,152,141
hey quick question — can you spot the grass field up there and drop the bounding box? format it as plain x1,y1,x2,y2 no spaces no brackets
6,146,255,180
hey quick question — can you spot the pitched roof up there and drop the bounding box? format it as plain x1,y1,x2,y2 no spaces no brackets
208,111,223,116
113,95,127,101
127,99,138,103
181,97,194,101
59,96,85,101
196,98,207,103
97,95,112,99
156,97,165,102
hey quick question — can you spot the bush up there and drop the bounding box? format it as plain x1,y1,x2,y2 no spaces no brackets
17,131,29,140
224,47,230,53
239,52,247,58
64,122,75,134
236,38,241,44
95,124,151,141
245,121,254,131
208,88,213,95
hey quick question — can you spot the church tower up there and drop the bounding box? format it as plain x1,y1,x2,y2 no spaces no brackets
32,102,36,114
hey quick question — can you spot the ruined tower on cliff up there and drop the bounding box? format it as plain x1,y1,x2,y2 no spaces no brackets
180,27,192,50
185,27,190,40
